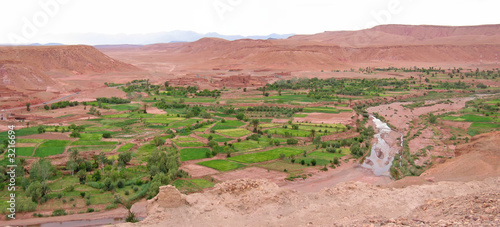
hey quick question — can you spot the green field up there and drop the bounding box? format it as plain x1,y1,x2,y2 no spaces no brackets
176,142,206,147
79,133,103,141
303,107,340,113
211,120,246,130
16,147,35,156
197,159,245,171
34,147,66,157
170,179,202,193
232,140,265,152
189,179,215,188
216,128,252,137
295,150,346,166
265,128,314,137
228,147,304,163
107,103,141,111
117,143,135,152
16,139,45,143
199,133,232,142
38,140,71,148
174,137,198,142
180,148,211,161
168,118,201,128
145,118,185,124
74,145,116,152
442,114,494,122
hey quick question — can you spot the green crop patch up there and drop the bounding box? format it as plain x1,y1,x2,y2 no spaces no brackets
211,120,245,130
189,179,215,189
199,133,232,142
117,143,135,152
199,133,224,139
108,104,141,111
232,140,265,152
16,139,45,143
170,180,201,193
197,160,245,171
293,114,308,118
469,122,500,129
79,133,103,141
259,123,279,128
216,128,252,137
38,140,70,148
0,127,38,140
102,113,132,118
174,137,198,142
16,147,35,156
442,114,493,122
34,147,66,157
180,148,211,161
176,142,206,147
74,145,115,152
303,107,340,114
308,151,345,158
228,147,303,163
146,117,185,124
168,118,200,128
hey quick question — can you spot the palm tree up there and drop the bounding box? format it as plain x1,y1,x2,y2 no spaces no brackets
251,119,259,131
310,129,316,138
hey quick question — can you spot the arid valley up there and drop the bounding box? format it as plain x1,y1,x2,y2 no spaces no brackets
1,23,499,226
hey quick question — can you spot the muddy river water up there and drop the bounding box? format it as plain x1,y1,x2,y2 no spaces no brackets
361,116,403,176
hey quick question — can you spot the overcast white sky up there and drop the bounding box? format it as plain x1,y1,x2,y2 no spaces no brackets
1,0,499,44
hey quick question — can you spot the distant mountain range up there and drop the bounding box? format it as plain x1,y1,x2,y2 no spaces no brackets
0,31,294,46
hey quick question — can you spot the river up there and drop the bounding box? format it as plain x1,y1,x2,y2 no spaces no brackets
361,115,403,176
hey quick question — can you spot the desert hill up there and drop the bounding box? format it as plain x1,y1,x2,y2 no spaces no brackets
289,24,500,46
0,45,141,108
0,45,138,74
100,24,500,71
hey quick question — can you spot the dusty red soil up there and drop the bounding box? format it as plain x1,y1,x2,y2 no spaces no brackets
114,177,500,227
284,160,392,192
367,97,473,131
212,167,288,186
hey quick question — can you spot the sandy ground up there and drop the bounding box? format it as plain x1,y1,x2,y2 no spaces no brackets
284,160,392,192
212,167,289,186
115,177,500,227
367,97,473,131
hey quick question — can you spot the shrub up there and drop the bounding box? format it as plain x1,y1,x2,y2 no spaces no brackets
311,159,317,166
105,204,118,210
52,209,66,216
87,208,94,213
117,179,125,188
286,138,298,145
102,132,112,138
70,131,81,138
